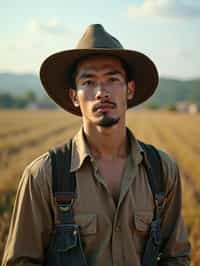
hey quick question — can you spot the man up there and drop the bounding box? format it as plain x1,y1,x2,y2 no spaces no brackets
2,24,190,266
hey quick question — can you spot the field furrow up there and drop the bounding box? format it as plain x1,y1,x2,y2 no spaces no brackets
0,110,199,265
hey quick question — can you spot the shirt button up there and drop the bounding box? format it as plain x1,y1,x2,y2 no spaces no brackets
115,225,121,232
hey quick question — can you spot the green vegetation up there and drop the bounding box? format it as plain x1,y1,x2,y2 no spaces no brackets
146,78,200,107
0,73,199,109
0,91,56,109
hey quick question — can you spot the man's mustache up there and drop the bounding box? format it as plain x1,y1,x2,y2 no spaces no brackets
92,100,117,112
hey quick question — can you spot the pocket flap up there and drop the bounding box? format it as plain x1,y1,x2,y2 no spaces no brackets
134,211,153,232
75,214,97,235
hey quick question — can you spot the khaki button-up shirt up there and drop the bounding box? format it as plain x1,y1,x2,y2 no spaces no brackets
2,128,191,266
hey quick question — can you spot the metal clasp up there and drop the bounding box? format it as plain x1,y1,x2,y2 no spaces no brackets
58,199,74,212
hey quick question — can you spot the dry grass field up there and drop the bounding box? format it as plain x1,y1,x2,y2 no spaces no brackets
0,109,199,265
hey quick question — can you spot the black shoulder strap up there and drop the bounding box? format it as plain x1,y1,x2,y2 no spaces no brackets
48,140,88,266
139,141,165,219
139,141,164,195
139,141,165,265
49,139,75,194
49,139,76,224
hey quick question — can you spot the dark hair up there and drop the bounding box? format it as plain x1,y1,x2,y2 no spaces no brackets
70,62,79,90
69,54,133,90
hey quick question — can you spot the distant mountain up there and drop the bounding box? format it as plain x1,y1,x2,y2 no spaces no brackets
0,73,200,107
0,73,43,96
148,78,200,106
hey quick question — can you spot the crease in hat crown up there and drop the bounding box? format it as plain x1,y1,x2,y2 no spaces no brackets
76,24,124,49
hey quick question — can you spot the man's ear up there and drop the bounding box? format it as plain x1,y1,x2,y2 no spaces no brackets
69,88,79,107
127,80,135,100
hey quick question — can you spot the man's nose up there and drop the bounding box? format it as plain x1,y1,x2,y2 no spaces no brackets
95,82,110,100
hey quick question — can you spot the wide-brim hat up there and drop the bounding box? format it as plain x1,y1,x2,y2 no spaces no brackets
40,24,159,116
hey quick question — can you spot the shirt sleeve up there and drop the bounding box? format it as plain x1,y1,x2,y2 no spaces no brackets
2,153,55,266
159,152,191,266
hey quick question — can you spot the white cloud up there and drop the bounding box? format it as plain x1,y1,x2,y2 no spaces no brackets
128,0,200,20
0,19,80,74
27,18,72,35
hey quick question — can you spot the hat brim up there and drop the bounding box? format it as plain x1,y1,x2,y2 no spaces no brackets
40,48,159,116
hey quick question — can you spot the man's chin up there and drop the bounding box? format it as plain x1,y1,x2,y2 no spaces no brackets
96,116,120,128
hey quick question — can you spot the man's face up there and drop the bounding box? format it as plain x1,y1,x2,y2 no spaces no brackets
69,55,135,128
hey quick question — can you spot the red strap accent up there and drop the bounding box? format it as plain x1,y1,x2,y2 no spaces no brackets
55,192,76,204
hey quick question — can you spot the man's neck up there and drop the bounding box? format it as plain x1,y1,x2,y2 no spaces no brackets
83,123,128,160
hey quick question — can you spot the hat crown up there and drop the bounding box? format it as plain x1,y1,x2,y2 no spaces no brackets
76,24,124,49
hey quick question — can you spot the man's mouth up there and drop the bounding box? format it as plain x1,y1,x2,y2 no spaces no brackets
93,101,116,112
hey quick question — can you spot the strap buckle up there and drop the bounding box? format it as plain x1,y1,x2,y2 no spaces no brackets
55,192,75,212
58,199,74,212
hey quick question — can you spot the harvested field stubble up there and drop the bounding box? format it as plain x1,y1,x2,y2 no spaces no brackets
0,110,199,265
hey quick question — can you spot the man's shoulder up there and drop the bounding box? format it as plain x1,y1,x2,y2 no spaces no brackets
156,147,178,173
137,139,177,172
23,151,52,187
153,146,180,192
137,140,179,191
26,152,51,172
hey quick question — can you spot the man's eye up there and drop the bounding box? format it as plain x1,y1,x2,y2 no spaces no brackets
109,77,119,82
82,80,94,86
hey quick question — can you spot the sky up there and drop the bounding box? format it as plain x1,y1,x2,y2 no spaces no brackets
0,0,200,79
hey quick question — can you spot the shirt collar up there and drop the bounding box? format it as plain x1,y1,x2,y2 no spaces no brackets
70,127,92,172
70,127,144,172
126,128,144,165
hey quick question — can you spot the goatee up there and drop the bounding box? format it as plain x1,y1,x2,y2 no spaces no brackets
97,116,120,127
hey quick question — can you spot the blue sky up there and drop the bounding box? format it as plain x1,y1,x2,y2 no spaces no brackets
0,0,200,79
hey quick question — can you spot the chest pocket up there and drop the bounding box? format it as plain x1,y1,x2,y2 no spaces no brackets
133,210,153,254
75,214,97,236
75,213,97,253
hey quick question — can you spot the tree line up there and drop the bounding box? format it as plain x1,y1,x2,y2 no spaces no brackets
0,91,56,109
